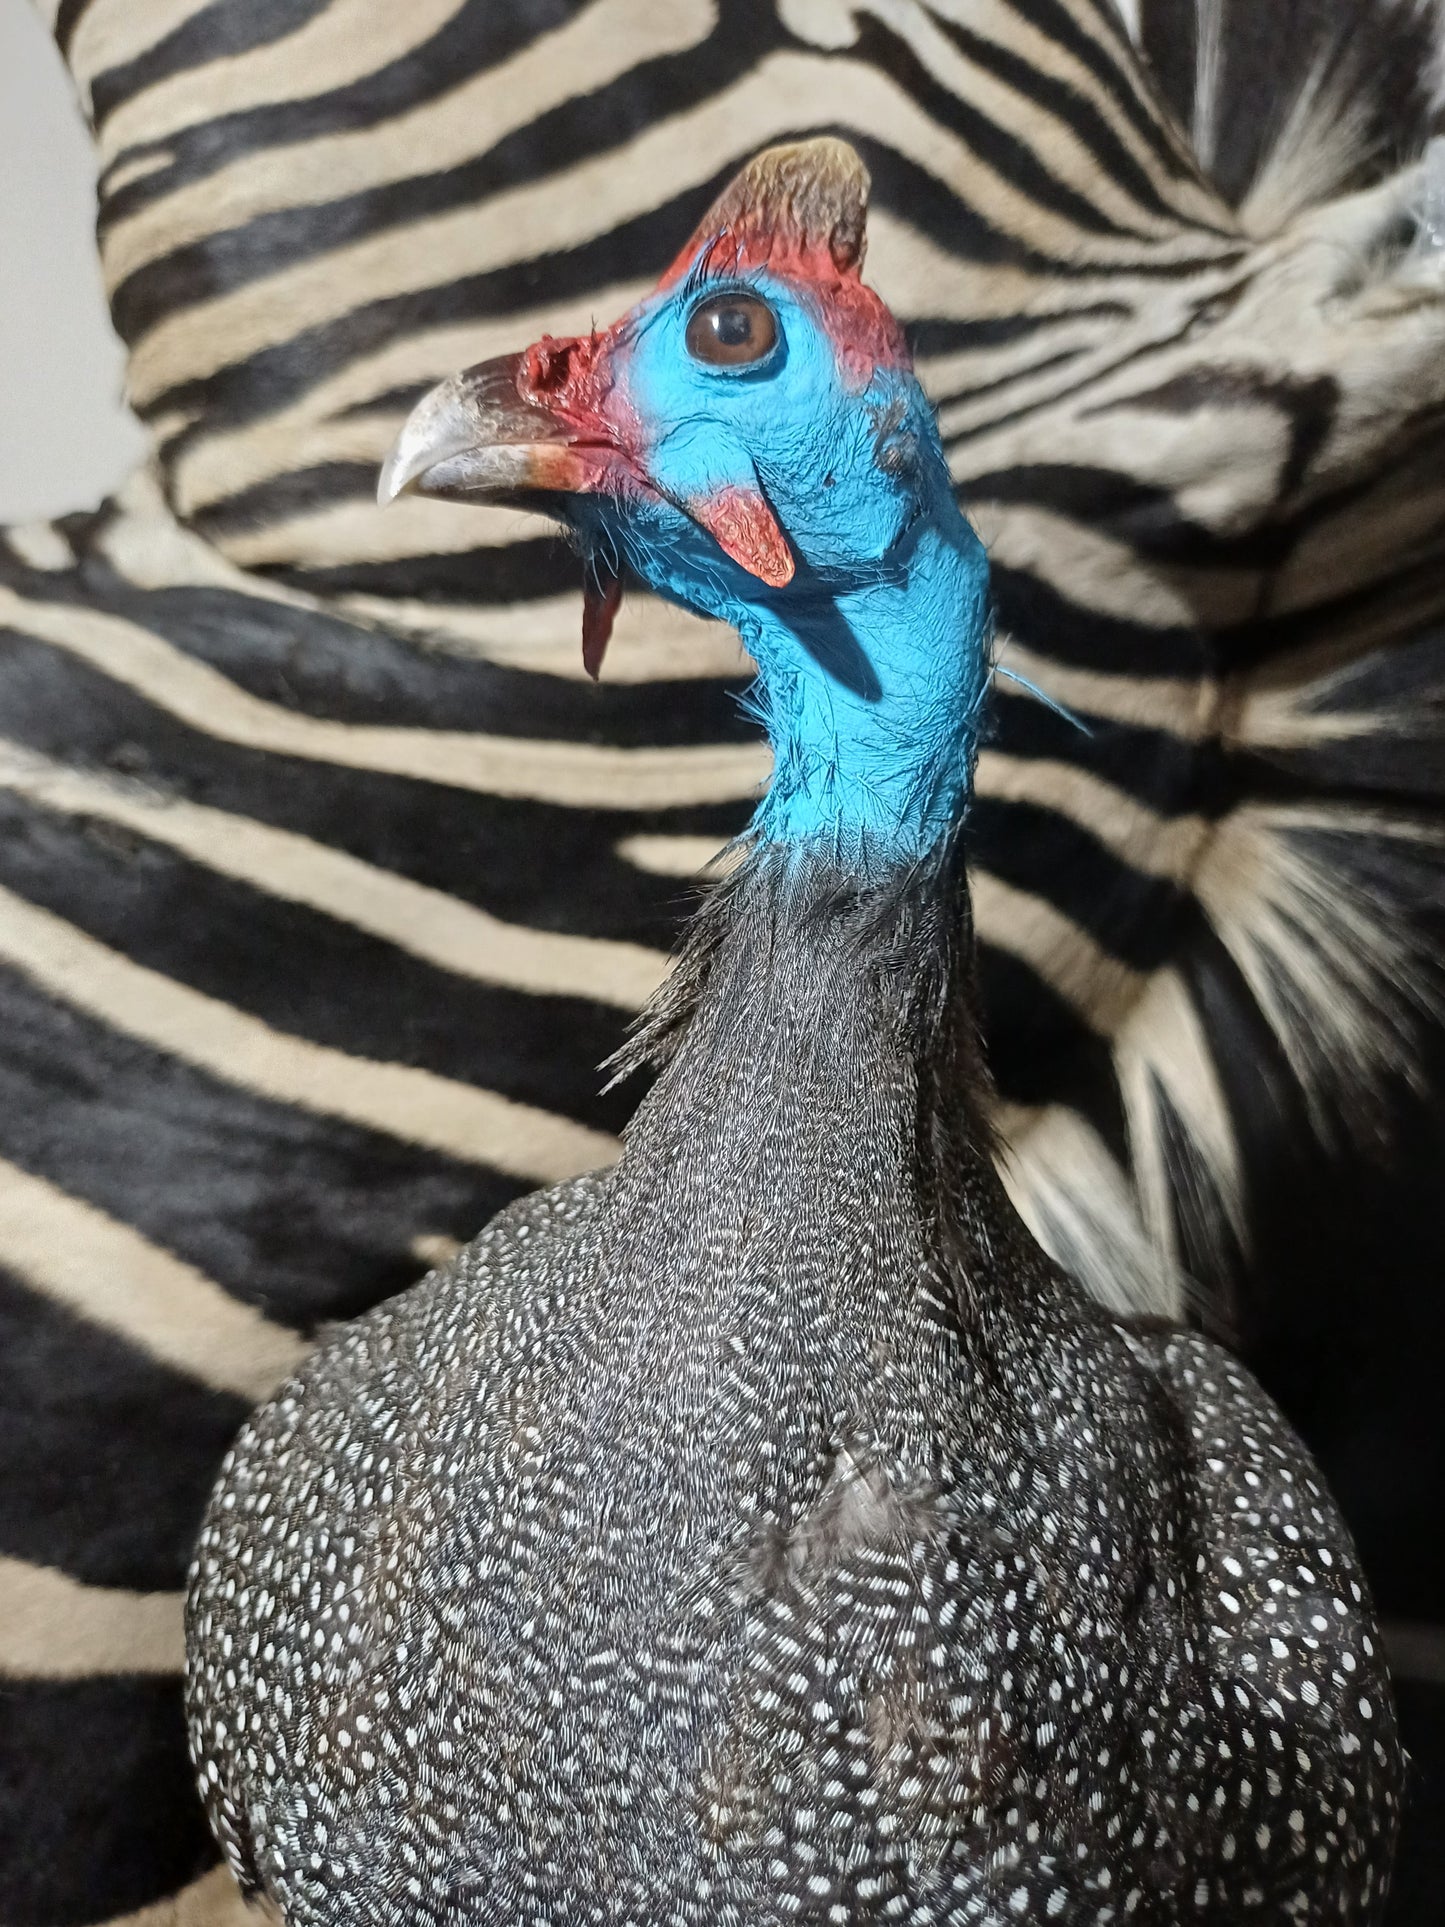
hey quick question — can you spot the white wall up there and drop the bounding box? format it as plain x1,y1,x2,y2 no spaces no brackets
0,1,149,521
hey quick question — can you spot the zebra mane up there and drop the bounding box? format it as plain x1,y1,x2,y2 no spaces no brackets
1124,0,1445,221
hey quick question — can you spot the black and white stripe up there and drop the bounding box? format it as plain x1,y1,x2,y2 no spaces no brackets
3,1,1444,1920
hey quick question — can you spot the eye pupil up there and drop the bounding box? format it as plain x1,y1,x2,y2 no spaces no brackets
685,294,778,367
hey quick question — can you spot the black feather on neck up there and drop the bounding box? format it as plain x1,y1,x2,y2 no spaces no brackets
607,839,1027,1334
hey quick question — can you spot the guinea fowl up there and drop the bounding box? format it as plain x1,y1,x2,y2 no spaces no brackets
185,140,1401,1924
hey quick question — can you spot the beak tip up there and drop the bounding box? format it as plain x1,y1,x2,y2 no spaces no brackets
376,441,420,508
377,376,473,508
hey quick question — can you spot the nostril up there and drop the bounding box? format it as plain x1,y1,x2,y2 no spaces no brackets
525,336,575,393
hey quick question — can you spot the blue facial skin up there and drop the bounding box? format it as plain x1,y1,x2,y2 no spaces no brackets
571,271,992,865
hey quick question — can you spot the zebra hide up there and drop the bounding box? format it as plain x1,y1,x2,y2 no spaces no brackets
1,0,1442,1921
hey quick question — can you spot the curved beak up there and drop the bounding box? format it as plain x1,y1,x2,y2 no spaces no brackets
377,352,608,508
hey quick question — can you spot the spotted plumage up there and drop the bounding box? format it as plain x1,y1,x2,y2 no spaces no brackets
185,140,1401,1922
188,851,1399,1924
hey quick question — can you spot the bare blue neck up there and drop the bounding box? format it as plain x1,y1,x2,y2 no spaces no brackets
732,511,991,861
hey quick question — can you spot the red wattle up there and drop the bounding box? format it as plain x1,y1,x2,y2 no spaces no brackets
582,562,624,679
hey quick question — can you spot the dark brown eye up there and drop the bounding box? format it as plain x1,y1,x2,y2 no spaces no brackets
685,294,778,367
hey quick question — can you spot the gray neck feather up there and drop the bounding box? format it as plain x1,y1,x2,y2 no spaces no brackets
591,844,1048,1488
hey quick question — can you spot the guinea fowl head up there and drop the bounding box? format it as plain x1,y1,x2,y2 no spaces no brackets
381,138,991,859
